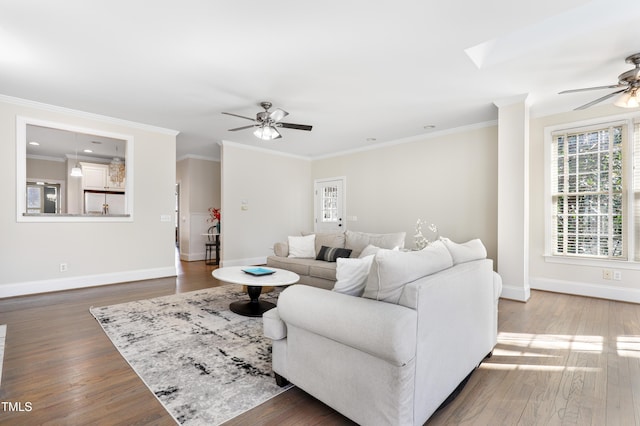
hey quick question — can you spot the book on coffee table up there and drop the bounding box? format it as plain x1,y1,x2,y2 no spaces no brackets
242,267,276,276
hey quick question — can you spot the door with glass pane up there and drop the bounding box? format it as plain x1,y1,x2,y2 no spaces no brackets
314,177,345,232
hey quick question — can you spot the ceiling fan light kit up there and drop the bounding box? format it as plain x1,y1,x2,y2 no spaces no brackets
223,102,313,141
253,125,281,140
614,88,640,108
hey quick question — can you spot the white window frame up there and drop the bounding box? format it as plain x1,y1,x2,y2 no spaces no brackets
544,112,640,270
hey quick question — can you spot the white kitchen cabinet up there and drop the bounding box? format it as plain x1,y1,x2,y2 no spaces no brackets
81,163,125,191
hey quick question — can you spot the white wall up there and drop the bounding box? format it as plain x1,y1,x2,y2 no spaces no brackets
220,141,313,266
529,104,640,303
176,157,221,261
311,124,499,263
0,96,178,297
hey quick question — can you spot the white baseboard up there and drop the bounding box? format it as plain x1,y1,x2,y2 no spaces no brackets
220,256,267,268
0,267,177,299
500,284,531,302
181,252,206,262
179,251,221,262
530,277,640,304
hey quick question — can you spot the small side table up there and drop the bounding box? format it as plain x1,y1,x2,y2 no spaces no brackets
212,266,300,317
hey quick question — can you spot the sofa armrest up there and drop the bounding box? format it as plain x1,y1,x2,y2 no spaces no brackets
263,307,287,340
273,241,289,257
277,285,417,366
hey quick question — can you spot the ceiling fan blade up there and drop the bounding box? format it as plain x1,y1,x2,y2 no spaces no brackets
222,112,256,122
228,124,257,131
559,84,625,94
279,122,313,131
268,108,289,122
574,89,626,110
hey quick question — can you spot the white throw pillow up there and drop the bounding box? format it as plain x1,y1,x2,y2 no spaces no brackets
332,255,375,297
363,240,453,304
358,244,381,258
288,234,316,258
440,237,487,264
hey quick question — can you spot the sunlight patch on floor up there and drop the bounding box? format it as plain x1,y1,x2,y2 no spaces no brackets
492,348,559,358
617,335,640,358
498,332,604,353
480,363,601,372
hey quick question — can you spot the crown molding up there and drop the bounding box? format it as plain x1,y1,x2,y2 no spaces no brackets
313,120,498,161
0,93,180,136
177,154,220,162
220,140,312,161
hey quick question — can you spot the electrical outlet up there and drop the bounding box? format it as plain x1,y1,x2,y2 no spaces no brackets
613,270,622,281
60,263,68,272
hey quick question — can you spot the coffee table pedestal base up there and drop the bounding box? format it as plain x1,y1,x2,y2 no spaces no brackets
229,285,275,317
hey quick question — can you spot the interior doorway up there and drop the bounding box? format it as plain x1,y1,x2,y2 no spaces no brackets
175,183,180,248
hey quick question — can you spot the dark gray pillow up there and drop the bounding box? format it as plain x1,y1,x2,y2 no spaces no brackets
316,246,352,262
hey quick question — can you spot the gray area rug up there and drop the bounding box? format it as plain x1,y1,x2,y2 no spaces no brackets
90,285,291,425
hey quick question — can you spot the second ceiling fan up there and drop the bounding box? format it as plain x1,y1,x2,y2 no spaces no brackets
223,102,313,140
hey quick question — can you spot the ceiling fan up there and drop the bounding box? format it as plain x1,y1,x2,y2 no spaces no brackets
222,102,313,140
559,53,640,110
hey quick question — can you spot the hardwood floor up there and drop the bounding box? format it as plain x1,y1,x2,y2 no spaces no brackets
1,255,639,425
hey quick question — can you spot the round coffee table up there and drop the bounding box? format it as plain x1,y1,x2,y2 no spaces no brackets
212,266,300,317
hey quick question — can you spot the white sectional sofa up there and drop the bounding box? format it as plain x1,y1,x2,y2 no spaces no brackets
264,239,502,426
266,230,406,289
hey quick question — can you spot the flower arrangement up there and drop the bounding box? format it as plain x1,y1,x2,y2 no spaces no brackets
208,207,221,223
414,220,438,249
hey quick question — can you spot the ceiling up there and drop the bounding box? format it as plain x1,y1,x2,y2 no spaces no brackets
26,124,127,162
2,0,640,161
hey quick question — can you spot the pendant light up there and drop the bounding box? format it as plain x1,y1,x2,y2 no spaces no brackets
109,145,125,185
70,133,83,177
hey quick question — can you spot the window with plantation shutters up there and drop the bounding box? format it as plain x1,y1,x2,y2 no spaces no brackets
550,122,627,259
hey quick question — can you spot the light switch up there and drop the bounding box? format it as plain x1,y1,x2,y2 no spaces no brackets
160,214,172,222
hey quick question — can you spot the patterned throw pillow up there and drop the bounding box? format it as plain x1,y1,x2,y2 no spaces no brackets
316,246,352,262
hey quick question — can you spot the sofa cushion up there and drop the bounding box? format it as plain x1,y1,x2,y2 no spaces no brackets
266,256,311,276
316,246,353,262
309,261,338,281
441,237,487,264
363,240,453,304
288,234,316,258
345,230,406,257
302,231,346,255
332,255,375,297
